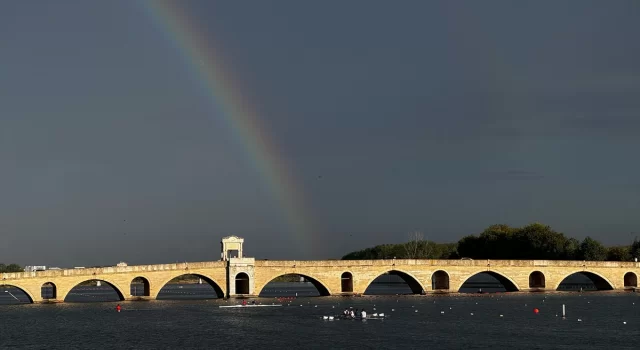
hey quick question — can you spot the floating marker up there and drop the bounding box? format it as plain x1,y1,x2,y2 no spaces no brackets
533,308,539,314
392,309,395,312
623,321,627,325
577,319,582,322
499,315,503,317
470,313,474,316
562,304,566,318
415,309,418,312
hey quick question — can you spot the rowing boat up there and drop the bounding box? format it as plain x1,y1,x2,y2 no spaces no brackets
219,304,282,308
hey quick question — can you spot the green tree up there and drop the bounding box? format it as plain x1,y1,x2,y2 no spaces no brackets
630,238,640,261
606,246,632,261
563,238,580,260
579,237,608,261
0,263,23,273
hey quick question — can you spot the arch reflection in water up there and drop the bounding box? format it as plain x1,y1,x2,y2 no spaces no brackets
364,270,424,295
0,285,32,304
259,274,330,297
556,272,614,291
65,280,125,302
459,272,519,293
156,274,224,300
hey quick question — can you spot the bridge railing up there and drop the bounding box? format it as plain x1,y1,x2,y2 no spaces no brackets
1,260,226,280
253,259,640,268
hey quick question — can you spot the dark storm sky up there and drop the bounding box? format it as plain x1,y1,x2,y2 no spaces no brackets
1,0,639,267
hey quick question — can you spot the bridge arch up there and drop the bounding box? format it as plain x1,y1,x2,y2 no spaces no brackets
130,276,150,297
624,272,638,289
341,271,354,293
256,273,332,296
529,271,546,289
457,270,520,292
235,272,250,295
553,270,615,291
363,270,425,295
63,279,127,302
41,282,57,300
431,270,450,290
0,283,35,303
155,273,225,299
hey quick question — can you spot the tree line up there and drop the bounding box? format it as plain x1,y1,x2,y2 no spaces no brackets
0,264,23,273
341,223,640,261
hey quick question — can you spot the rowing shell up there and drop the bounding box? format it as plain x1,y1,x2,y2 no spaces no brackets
219,304,283,308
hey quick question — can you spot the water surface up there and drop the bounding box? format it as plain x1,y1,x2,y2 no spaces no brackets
1,290,639,349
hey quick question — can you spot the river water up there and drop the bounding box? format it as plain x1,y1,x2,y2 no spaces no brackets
1,283,640,349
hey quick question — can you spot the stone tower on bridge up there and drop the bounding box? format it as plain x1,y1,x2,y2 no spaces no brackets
221,235,255,297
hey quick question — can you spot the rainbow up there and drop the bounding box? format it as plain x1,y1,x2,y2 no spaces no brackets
140,1,316,254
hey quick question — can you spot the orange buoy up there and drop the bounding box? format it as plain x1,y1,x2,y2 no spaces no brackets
533,308,539,314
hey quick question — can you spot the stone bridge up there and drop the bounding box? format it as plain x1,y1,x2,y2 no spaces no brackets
2,258,639,303
1,236,638,303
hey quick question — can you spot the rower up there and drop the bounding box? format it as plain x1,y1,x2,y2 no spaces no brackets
361,309,367,319
350,309,355,318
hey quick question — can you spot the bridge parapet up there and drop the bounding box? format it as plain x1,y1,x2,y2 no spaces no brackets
1,261,227,281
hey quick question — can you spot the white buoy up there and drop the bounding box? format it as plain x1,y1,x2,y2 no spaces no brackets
623,321,627,325
577,318,582,322
499,315,503,317
323,316,328,320
470,313,474,316
391,309,395,312
440,311,444,314
415,309,418,313
373,308,376,311
329,316,334,320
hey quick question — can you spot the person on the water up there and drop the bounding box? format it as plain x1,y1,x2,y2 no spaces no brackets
361,309,367,319
350,309,355,318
